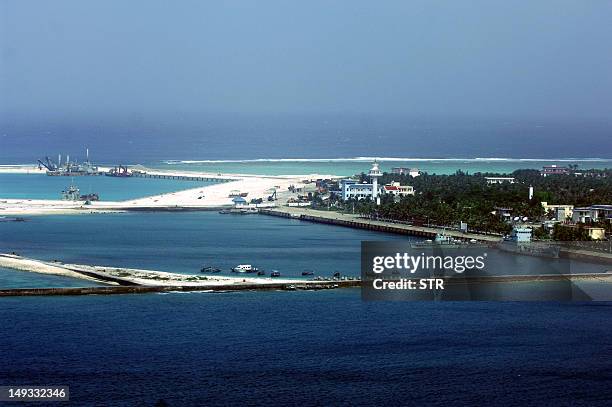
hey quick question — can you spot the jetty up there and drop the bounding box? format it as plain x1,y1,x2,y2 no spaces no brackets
131,172,233,183
259,207,502,242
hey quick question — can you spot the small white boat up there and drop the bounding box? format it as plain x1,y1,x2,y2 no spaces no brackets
231,264,258,273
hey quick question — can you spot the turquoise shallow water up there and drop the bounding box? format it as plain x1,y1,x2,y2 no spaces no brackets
0,173,214,201
155,158,612,176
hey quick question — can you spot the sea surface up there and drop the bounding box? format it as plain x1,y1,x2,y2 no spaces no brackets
0,212,411,280
0,173,213,201
0,267,103,289
155,157,612,176
1,212,607,283
1,188,611,405
4,158,612,177
1,291,611,406
2,115,612,163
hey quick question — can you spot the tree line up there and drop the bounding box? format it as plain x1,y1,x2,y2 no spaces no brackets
321,168,612,235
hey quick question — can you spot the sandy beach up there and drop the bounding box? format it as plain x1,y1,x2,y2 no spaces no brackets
0,253,346,288
0,165,339,215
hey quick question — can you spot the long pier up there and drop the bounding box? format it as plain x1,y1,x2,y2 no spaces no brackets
259,207,502,242
131,172,233,182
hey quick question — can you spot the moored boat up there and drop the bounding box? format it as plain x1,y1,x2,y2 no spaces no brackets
232,264,258,273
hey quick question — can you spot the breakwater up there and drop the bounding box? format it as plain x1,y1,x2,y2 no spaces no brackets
3,272,610,297
259,208,502,242
0,281,357,297
0,253,361,295
132,172,233,182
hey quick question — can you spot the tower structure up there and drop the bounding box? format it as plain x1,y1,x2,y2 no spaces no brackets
368,160,382,205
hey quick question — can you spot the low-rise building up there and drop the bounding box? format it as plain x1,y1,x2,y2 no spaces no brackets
541,165,570,177
572,205,612,223
485,177,515,185
391,167,420,177
493,207,513,220
382,182,414,199
585,227,606,240
562,225,606,240
541,202,574,221
340,179,375,201
510,227,532,243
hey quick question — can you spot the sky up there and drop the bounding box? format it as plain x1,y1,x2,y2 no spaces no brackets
1,1,611,160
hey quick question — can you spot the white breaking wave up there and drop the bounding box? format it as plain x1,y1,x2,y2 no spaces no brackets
162,157,610,164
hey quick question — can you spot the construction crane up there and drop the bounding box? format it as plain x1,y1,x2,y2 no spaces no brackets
37,156,58,171
267,188,277,201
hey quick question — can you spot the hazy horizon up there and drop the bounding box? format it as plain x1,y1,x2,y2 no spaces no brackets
2,1,611,160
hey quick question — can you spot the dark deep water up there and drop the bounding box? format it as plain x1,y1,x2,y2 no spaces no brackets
1,214,611,406
1,291,611,406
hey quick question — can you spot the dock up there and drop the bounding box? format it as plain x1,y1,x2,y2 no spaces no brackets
259,207,503,242
131,172,233,182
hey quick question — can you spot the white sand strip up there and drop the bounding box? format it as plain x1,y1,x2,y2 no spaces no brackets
0,254,112,284
0,253,341,287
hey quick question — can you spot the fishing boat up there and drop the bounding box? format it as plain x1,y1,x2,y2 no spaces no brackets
270,270,281,277
200,266,222,273
301,270,314,276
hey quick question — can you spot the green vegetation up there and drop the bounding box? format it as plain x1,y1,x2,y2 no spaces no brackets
322,169,612,235
553,224,591,241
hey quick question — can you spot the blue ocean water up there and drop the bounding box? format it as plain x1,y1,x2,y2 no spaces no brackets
2,212,607,281
156,158,612,176
2,115,612,163
0,212,411,278
1,202,611,405
0,267,103,289
1,291,611,406
0,173,213,201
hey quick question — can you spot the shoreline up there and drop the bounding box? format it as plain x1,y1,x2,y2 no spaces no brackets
0,167,340,215
2,253,611,297
0,253,356,288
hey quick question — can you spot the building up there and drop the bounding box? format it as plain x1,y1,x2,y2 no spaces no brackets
510,227,532,243
382,182,415,200
485,177,515,185
391,167,420,177
541,202,574,221
493,207,513,220
541,165,570,177
340,179,375,201
232,196,248,207
340,161,385,202
572,205,612,223
584,227,606,240
562,225,606,240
